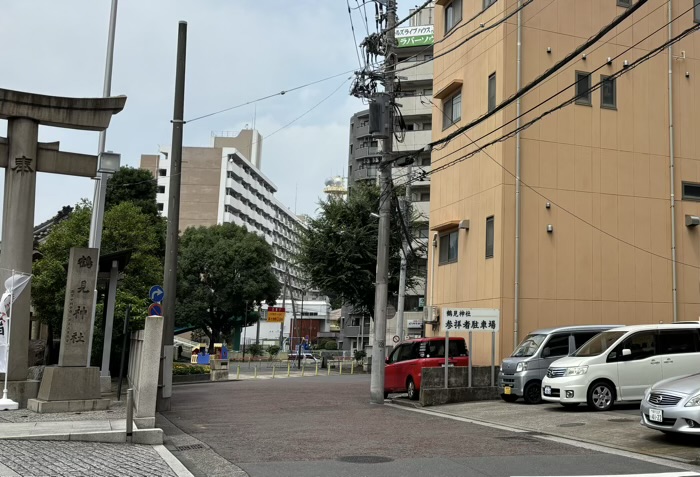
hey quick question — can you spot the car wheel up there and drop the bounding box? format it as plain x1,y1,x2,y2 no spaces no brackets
587,382,614,411
523,381,542,404
560,402,579,409
384,391,389,400
407,378,419,401
501,394,519,403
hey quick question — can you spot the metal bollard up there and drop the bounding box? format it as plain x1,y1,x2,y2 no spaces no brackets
302,363,305,377
272,365,276,378
315,362,319,376
236,364,240,380
254,366,258,379
328,363,331,376
126,388,134,443
287,361,291,377
351,361,354,375
339,362,343,375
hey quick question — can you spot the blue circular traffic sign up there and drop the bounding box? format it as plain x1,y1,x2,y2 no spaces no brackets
148,303,163,316
149,285,164,303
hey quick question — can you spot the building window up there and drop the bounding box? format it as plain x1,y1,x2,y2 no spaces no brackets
444,0,462,34
617,0,631,7
439,230,459,264
484,0,497,10
157,203,164,212
696,0,700,23
488,73,497,113
485,216,494,258
422,122,432,130
443,90,462,130
600,75,616,109
158,168,167,177
157,185,165,194
575,71,592,106
420,192,431,201
682,182,700,201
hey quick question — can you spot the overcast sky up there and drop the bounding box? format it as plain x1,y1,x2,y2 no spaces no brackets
0,1,413,226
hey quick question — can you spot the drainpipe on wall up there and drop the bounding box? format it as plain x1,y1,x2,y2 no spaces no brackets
668,0,678,322
514,1,523,346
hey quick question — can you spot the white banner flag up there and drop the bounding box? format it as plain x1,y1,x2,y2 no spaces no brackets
0,274,31,373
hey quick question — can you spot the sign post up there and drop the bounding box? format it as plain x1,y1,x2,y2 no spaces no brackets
440,308,501,389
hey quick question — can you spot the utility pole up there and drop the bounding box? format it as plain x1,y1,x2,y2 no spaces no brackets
157,21,187,412
396,163,412,344
279,265,290,348
370,0,396,405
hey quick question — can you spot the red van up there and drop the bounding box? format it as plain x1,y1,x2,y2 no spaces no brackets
384,337,470,400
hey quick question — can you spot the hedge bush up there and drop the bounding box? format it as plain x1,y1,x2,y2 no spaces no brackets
172,363,210,375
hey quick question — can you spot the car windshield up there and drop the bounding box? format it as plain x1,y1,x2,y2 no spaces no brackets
573,330,626,357
511,334,546,357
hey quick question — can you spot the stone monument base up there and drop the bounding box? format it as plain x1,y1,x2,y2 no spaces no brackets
27,397,110,413
5,380,40,409
100,375,112,394
210,359,228,381
29,366,109,413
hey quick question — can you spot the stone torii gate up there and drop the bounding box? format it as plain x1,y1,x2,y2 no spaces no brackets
0,88,125,405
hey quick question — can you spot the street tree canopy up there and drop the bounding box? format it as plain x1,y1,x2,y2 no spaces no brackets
32,201,164,365
176,223,281,349
297,183,421,318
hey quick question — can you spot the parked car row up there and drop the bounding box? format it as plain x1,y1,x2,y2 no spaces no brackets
499,322,700,436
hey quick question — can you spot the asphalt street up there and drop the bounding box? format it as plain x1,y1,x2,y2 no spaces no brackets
162,374,694,477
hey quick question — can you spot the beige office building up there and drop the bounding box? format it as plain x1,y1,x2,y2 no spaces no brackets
427,0,700,364
140,129,307,295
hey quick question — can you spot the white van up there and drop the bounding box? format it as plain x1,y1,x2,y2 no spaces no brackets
541,323,700,411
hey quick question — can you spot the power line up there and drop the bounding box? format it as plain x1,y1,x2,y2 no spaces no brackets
429,0,648,149
347,0,366,69
185,69,356,123
428,1,694,168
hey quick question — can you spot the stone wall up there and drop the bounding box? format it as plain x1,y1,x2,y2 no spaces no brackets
419,366,500,407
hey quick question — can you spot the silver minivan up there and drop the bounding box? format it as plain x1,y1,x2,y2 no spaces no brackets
499,325,620,404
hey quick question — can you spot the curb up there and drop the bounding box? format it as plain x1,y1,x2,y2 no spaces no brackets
0,428,164,445
154,444,195,477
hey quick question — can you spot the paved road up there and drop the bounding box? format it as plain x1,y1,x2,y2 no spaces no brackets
163,375,692,477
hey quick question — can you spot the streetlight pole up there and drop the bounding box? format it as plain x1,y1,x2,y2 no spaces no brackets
90,0,120,392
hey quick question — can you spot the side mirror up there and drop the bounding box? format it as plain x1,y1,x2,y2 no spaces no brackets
622,348,632,357
542,348,551,358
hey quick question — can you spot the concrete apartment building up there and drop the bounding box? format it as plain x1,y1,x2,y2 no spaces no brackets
342,3,435,353
140,130,307,298
427,0,700,364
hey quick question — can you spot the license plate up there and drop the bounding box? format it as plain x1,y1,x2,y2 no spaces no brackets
544,385,552,396
504,386,512,395
649,408,663,423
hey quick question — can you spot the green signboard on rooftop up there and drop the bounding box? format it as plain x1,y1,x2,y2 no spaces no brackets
396,25,434,48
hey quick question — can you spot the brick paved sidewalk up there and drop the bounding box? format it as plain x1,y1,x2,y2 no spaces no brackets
0,440,189,477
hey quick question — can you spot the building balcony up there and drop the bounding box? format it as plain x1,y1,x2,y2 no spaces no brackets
413,200,430,220
394,130,431,153
354,146,380,160
396,96,432,118
401,60,433,83
354,124,372,138
353,168,378,182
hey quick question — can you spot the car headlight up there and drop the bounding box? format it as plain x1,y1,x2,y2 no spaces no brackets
565,366,588,376
516,362,528,372
643,387,651,399
685,394,700,407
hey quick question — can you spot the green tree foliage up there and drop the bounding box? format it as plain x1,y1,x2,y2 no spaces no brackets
176,223,281,351
105,166,159,218
298,183,421,318
32,201,164,365
247,344,264,358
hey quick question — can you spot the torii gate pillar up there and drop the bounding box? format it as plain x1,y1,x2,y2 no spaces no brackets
0,88,126,406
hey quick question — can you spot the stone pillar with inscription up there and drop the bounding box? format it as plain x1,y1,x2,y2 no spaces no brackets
0,87,125,407
28,248,109,413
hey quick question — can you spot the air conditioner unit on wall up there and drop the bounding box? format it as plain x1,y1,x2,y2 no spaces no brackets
424,306,439,324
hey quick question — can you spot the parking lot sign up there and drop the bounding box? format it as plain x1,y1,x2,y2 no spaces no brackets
267,306,286,323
